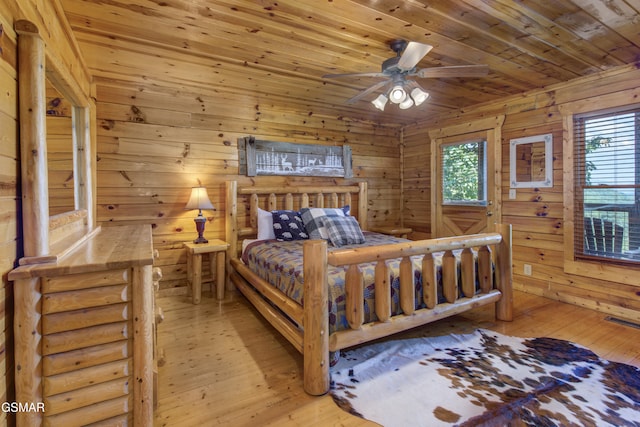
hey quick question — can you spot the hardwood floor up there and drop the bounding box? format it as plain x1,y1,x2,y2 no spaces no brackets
154,290,640,426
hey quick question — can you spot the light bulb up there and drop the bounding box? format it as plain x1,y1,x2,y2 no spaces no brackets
389,85,406,104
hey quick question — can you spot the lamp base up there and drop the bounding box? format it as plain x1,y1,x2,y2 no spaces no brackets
193,213,209,244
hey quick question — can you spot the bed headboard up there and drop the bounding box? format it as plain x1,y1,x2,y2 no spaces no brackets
225,180,368,261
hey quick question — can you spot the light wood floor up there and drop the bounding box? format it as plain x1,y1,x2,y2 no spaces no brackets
154,290,640,426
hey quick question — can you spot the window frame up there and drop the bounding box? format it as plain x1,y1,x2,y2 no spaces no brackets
560,94,640,286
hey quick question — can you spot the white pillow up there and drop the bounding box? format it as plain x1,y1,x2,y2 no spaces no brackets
257,208,276,240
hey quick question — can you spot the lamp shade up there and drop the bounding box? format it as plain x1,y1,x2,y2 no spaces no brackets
399,97,414,109
410,87,429,106
371,94,388,111
185,187,214,211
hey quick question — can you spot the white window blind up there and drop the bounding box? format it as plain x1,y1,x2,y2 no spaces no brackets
574,106,640,263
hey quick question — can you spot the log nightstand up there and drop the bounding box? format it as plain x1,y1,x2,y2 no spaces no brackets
184,239,229,304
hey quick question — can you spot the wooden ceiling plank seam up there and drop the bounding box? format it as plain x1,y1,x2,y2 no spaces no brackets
69,3,559,102
337,0,568,85
461,0,624,70
61,1,399,75
353,0,590,80
54,0,640,124
65,19,382,94
73,32,470,120
570,0,640,46
519,0,640,63
198,0,561,90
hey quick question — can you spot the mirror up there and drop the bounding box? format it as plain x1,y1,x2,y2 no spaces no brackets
46,78,75,216
16,19,95,262
510,133,553,188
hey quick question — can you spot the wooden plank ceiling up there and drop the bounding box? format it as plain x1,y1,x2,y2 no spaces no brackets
60,0,640,125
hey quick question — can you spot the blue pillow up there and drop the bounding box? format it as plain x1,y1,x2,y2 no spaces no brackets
271,210,308,241
323,215,365,247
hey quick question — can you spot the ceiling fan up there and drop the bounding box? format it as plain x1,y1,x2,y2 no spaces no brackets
323,39,489,110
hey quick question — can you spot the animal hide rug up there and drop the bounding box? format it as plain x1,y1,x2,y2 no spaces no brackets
330,329,640,426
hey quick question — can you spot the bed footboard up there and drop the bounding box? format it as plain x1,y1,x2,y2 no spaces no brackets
302,223,512,395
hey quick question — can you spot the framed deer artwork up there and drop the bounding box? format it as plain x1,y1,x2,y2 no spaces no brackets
238,136,353,178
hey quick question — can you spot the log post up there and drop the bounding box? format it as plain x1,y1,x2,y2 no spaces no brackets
225,181,237,290
345,265,364,329
442,250,457,303
285,193,294,210
374,261,390,322
132,265,154,425
422,253,437,309
303,240,329,395
495,223,513,321
16,20,49,257
329,192,338,207
358,182,368,230
268,193,277,210
478,246,493,293
460,248,475,297
399,257,414,315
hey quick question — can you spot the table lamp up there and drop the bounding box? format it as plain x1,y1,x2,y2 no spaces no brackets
185,186,214,243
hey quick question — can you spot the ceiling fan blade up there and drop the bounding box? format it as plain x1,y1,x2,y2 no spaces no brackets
346,80,391,104
414,64,489,78
323,72,387,78
397,42,433,71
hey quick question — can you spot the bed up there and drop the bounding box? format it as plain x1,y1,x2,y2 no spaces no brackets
225,180,513,395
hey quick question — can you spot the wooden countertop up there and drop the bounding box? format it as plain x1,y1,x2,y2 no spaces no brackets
9,225,154,280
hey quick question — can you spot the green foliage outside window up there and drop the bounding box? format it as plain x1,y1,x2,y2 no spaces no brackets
442,141,486,203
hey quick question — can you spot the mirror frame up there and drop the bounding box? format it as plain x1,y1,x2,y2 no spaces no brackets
509,133,553,188
16,20,96,264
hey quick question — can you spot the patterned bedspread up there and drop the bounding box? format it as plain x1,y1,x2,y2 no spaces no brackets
242,232,472,333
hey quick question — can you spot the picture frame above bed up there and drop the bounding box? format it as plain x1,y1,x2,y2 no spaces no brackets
238,136,353,178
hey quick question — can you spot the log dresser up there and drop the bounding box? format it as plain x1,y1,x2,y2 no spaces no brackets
9,225,159,426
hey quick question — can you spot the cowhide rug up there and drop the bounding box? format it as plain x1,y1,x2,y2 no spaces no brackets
330,329,640,427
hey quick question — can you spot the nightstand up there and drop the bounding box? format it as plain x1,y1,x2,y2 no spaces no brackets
184,239,229,304
369,226,413,239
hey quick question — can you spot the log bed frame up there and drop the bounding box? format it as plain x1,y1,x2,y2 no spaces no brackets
225,180,513,395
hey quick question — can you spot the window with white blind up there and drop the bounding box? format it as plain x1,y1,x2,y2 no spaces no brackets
573,106,640,264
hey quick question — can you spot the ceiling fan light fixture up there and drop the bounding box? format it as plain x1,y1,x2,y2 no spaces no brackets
389,85,407,104
399,97,414,109
410,87,429,106
372,94,388,111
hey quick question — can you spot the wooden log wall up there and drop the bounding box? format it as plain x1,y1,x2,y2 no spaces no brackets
403,63,640,321
93,77,402,293
1,1,92,424
0,13,17,426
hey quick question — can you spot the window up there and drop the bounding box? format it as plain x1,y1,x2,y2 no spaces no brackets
574,106,640,263
441,140,487,205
